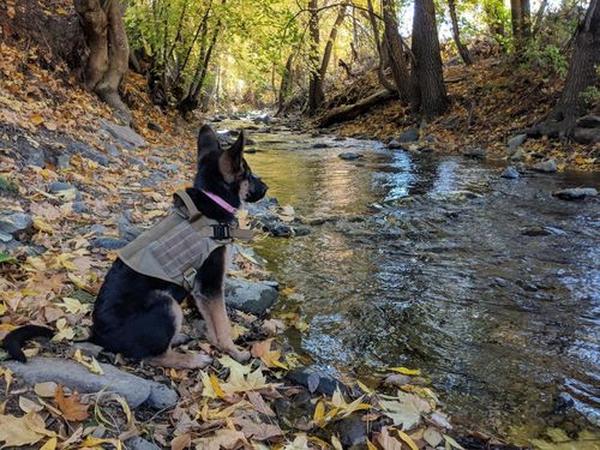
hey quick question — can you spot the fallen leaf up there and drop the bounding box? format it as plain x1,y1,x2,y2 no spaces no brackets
170,433,191,450
389,367,421,376
444,434,466,450
233,417,283,441
34,382,58,398
396,429,419,450
18,396,43,413
376,427,403,450
39,437,57,450
246,391,275,416
0,412,47,447
423,427,443,447
54,385,89,421
251,339,288,370
380,391,431,431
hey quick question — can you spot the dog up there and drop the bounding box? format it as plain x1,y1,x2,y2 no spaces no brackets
3,124,268,368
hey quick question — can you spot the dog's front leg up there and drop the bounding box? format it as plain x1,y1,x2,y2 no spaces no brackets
191,282,250,363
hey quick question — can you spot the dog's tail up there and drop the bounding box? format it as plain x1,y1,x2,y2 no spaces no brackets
2,325,54,363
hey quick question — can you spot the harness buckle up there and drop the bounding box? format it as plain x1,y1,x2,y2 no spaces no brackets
183,267,197,291
212,224,231,240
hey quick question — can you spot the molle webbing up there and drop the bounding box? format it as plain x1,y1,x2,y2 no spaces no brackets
118,190,252,290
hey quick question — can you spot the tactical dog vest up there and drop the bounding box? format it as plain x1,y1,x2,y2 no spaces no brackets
118,190,253,291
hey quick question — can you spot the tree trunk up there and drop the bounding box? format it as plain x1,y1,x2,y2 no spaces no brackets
411,0,449,117
447,0,472,65
75,0,131,123
511,0,531,50
318,89,398,127
382,0,413,102
366,0,397,92
277,55,294,115
307,0,322,114
531,0,600,138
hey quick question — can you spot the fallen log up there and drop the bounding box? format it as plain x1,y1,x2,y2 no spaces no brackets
317,89,398,127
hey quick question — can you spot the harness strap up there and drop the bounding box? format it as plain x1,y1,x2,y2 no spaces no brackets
174,190,202,221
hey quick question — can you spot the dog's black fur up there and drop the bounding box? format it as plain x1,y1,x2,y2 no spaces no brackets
2,125,267,365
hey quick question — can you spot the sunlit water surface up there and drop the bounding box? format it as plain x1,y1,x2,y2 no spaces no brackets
221,119,600,441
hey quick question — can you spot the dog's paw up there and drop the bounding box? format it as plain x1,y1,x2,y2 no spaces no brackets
190,352,213,368
227,347,251,363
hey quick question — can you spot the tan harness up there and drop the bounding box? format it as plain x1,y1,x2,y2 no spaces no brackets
118,190,253,291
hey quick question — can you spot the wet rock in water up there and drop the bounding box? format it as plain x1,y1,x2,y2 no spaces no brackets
521,226,552,236
28,147,47,167
387,139,403,149
312,142,330,149
507,133,527,151
294,226,311,236
101,120,147,149
92,237,129,249
49,181,74,193
54,153,71,169
162,162,179,173
553,188,598,201
333,415,368,449
510,148,525,162
245,138,256,145
224,278,278,315
0,231,13,243
72,201,89,214
2,357,178,409
104,143,120,158
532,159,557,173
397,127,419,143
0,212,33,237
147,121,163,133
126,437,161,450
501,166,520,179
287,366,346,396
338,152,362,161
463,147,486,159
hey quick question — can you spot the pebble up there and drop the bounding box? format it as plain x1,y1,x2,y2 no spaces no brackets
532,159,557,173
463,147,486,159
398,128,419,143
507,133,527,151
501,166,520,179
338,152,362,161
0,212,33,236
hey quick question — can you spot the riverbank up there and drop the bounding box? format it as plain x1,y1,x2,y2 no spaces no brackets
314,58,600,173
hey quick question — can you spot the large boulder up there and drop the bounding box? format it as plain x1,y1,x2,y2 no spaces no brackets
507,134,527,152
225,278,278,315
2,357,177,409
397,128,419,143
553,188,598,201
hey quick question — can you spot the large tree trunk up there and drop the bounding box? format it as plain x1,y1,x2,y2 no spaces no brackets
366,0,397,92
447,0,472,65
318,89,398,127
277,55,294,115
382,0,414,102
531,0,600,138
75,0,131,123
411,0,449,117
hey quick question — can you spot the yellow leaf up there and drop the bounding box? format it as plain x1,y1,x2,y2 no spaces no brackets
73,349,104,375
331,435,343,450
33,218,54,234
210,373,225,399
313,400,325,427
34,382,58,398
40,437,58,450
367,440,378,450
30,114,44,126
0,412,46,447
396,430,419,450
390,367,421,376
357,380,373,395
80,436,122,449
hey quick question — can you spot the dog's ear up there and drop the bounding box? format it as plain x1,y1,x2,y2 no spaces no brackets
219,130,244,180
197,124,220,162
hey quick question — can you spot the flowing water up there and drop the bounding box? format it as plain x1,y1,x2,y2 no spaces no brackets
220,118,600,442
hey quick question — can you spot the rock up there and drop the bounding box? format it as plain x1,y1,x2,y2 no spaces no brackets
294,226,311,236
72,201,89,214
463,147,486,159
0,231,13,243
553,188,598,201
286,366,346,396
507,133,527,151
384,374,412,387
573,127,600,144
577,115,600,128
101,120,147,149
147,121,163,133
397,128,419,143
118,213,142,241
48,181,73,193
92,237,129,250
333,415,368,449
312,142,330,149
0,212,33,236
501,166,520,179
338,152,362,161
73,342,103,357
510,148,525,162
245,138,256,145
28,147,46,167
162,163,179,173
224,278,278,314
55,154,71,169
387,139,403,149
532,159,558,173
270,223,293,237
105,143,120,158
2,357,178,409
68,142,110,167
126,437,161,450
521,226,552,237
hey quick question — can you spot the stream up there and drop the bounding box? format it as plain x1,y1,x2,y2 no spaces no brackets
217,117,600,442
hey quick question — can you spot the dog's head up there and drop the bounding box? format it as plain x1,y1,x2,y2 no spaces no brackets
193,125,268,207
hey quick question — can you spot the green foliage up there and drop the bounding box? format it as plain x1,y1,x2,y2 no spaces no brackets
523,43,568,77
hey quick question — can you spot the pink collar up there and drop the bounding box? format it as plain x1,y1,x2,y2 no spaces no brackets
201,189,237,215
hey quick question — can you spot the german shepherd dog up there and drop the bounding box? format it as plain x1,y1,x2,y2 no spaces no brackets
3,125,268,368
